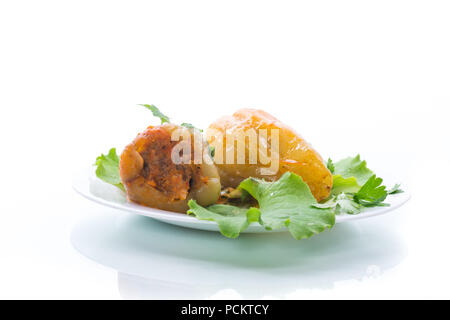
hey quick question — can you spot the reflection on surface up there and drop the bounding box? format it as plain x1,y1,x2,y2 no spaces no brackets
71,211,407,299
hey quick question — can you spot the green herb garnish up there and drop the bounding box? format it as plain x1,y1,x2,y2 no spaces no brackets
94,148,124,191
139,104,170,124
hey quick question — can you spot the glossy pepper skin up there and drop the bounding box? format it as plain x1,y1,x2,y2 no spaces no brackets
206,109,332,202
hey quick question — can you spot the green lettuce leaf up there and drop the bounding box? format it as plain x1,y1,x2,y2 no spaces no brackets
313,193,362,215
188,172,335,239
239,172,335,240
323,155,401,214
187,201,260,238
140,104,170,123
94,148,124,191
333,155,373,186
331,175,361,195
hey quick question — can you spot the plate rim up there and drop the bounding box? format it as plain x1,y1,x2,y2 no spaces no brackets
73,167,411,228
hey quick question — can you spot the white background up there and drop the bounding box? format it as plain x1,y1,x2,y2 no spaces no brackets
0,0,449,299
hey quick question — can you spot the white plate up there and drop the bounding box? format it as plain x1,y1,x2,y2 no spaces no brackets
73,168,411,234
